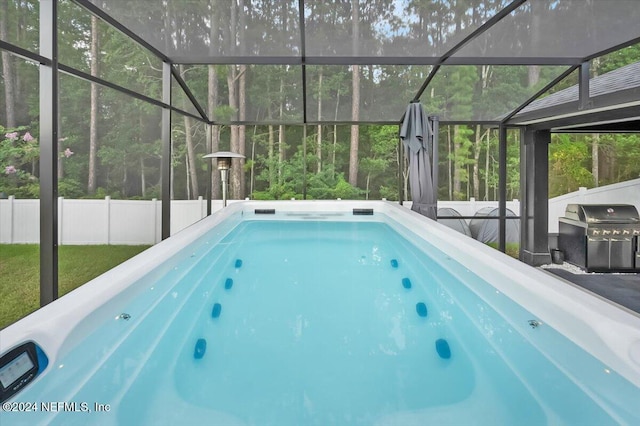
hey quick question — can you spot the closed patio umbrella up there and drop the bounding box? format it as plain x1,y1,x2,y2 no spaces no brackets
400,102,437,220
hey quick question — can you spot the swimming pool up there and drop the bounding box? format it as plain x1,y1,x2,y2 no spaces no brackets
1,201,640,425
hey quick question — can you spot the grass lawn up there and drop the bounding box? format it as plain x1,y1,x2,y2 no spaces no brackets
486,242,520,259
0,244,150,329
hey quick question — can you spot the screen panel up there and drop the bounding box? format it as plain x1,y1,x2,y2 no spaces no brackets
87,0,301,62
454,0,640,61
421,65,570,121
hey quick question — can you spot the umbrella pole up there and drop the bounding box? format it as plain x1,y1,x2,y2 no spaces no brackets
430,115,439,216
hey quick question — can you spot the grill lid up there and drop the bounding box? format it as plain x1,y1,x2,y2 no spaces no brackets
564,204,640,224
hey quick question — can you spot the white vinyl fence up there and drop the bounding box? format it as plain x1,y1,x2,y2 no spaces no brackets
1,197,520,245
0,196,232,245
1,179,638,244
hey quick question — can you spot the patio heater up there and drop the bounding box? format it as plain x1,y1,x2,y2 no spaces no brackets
203,151,245,207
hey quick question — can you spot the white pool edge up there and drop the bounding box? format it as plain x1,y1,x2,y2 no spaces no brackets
1,200,640,388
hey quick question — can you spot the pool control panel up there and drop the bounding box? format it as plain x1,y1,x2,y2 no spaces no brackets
0,342,48,402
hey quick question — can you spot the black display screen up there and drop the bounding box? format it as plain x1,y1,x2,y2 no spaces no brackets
0,352,34,389
0,342,41,402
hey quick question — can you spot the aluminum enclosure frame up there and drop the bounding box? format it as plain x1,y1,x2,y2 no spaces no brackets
1,0,639,305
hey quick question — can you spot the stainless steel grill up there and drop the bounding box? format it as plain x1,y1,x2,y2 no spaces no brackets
558,204,640,272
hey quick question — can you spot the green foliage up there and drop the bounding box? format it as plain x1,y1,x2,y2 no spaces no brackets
58,178,86,198
486,243,520,259
549,134,594,195
596,44,640,75
0,126,39,198
334,177,362,199
1,2,639,205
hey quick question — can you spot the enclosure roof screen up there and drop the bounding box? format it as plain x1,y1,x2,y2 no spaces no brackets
70,0,640,124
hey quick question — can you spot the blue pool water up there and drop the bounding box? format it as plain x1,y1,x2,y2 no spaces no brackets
2,218,640,425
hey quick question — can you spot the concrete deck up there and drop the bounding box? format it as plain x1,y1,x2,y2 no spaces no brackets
543,267,640,315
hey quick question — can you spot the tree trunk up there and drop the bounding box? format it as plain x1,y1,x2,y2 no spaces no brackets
208,0,221,200
236,64,247,198
528,66,541,87
0,0,16,128
447,126,452,200
467,164,470,199
208,65,221,199
236,0,247,198
473,125,482,200
250,125,257,196
348,0,360,187
179,65,199,199
268,124,275,186
88,16,100,194
592,133,599,187
528,1,542,88
332,88,340,176
278,124,285,185
140,157,146,198
365,173,370,200
484,130,491,200
185,155,191,200
453,125,462,199
349,66,360,186
183,115,199,198
278,77,285,185
122,156,128,197
317,69,323,173
58,157,64,180
492,155,497,200
228,66,239,198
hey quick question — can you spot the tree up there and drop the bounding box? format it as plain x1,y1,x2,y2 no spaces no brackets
178,65,200,199
549,134,593,196
0,0,16,128
348,0,360,187
88,15,100,194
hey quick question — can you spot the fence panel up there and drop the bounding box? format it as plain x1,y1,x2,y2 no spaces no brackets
110,200,158,245
1,181,637,244
61,198,109,244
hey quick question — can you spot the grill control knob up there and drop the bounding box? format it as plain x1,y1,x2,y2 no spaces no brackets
602,229,611,235
612,230,621,235
623,229,630,235
592,229,600,235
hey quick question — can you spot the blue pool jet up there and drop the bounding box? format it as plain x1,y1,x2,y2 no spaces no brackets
194,338,207,359
225,278,233,290
211,303,222,318
436,338,451,359
416,302,428,317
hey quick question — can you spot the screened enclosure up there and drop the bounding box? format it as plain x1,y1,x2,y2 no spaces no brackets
1,0,639,310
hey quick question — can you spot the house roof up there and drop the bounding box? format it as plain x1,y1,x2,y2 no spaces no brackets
509,62,640,131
